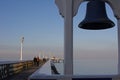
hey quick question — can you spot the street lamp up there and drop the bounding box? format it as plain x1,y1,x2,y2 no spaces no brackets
55,0,120,80
20,37,24,61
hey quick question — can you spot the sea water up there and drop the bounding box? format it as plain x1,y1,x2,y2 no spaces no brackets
54,59,118,75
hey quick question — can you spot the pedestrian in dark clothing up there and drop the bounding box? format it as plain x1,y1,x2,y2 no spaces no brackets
36,56,40,66
33,57,37,66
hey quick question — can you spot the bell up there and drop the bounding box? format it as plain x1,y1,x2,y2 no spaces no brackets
78,0,115,30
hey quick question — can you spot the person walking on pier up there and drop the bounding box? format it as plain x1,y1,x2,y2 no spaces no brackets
33,57,37,66
36,56,40,66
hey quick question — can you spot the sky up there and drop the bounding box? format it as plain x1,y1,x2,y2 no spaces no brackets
0,0,118,75
0,0,118,64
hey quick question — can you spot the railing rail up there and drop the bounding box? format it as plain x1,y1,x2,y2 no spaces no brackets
28,60,120,80
0,60,34,80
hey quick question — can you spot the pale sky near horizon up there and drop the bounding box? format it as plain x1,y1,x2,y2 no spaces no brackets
0,0,118,64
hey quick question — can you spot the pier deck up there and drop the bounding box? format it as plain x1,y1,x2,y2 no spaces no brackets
7,66,40,80
0,60,46,80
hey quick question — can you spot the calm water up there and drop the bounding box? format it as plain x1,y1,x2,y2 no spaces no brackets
54,59,118,75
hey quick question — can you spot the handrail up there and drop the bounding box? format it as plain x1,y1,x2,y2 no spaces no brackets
0,60,34,80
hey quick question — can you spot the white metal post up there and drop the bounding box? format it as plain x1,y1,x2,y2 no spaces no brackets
64,0,73,79
20,42,23,60
20,37,24,61
113,19,120,80
55,0,82,79
118,20,120,75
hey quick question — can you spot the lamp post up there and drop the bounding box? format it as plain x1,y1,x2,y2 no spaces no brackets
20,37,24,61
55,0,120,79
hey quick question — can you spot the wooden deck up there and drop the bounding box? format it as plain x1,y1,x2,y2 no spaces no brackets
5,62,45,80
7,66,39,80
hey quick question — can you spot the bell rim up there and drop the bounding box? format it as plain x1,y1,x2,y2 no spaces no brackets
78,20,115,30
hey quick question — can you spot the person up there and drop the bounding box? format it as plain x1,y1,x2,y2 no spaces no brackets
43,58,47,62
33,57,37,66
36,56,40,66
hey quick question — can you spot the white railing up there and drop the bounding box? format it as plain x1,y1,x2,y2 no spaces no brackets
28,60,120,80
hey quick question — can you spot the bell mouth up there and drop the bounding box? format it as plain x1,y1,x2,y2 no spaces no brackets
78,20,115,30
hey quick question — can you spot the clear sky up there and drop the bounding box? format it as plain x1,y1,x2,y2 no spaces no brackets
0,0,118,64
0,0,64,60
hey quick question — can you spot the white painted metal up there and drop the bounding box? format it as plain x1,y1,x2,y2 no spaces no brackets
118,20,120,75
55,0,83,17
28,60,118,79
104,0,120,19
63,0,73,80
28,60,52,80
55,0,83,79
112,19,120,79
55,0,65,17
20,42,23,60
20,37,24,61
100,0,120,75
73,0,84,17
55,0,120,79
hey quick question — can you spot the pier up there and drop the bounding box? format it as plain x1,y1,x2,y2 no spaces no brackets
0,60,46,80
0,59,120,80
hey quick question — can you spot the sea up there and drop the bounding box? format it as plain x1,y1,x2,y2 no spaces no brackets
54,59,118,75
0,59,31,65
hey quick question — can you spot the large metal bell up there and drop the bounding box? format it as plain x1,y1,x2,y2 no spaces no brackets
78,0,115,30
